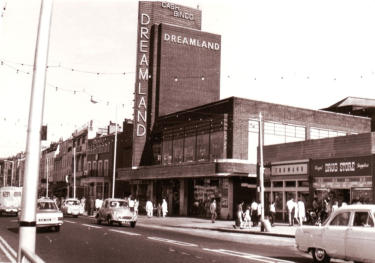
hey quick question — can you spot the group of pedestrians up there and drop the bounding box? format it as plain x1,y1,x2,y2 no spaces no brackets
233,200,273,229
286,197,306,226
146,199,168,218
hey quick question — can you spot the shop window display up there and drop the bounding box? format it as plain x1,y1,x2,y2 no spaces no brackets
191,178,222,218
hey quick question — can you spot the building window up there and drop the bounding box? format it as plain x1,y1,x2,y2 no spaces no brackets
310,127,346,139
93,161,97,176
87,162,91,176
210,131,224,159
196,133,209,161
173,138,184,164
98,161,103,177
104,160,108,177
162,139,173,165
285,181,296,187
184,136,196,162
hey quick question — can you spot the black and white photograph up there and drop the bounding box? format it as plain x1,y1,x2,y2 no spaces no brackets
0,0,375,262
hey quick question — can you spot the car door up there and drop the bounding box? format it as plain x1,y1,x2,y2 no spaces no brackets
321,211,351,259
346,210,375,262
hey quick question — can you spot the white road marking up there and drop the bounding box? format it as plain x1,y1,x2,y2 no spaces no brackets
64,220,76,224
0,236,16,263
147,237,198,247
202,248,296,263
0,236,16,258
109,229,140,236
81,224,102,229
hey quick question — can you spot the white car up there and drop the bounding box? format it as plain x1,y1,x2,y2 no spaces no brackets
295,204,375,263
36,197,63,232
61,198,82,217
96,198,137,227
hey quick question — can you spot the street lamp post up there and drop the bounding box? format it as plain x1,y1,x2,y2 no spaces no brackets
112,105,118,198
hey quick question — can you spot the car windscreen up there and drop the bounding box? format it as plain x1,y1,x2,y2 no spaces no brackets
38,202,57,210
67,200,80,205
109,201,128,208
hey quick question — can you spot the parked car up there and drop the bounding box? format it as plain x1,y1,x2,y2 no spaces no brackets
295,204,375,263
96,198,137,227
35,197,63,232
61,198,82,217
0,187,22,216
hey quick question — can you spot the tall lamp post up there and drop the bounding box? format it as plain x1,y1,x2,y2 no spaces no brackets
112,105,118,198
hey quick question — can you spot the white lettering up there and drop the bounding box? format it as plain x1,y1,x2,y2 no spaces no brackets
138,83,146,94
140,40,148,52
164,33,170,41
139,68,149,80
136,124,146,136
138,96,147,109
141,13,150,25
141,27,149,39
137,110,147,122
139,54,148,66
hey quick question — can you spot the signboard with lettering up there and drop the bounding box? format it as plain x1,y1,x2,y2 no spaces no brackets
311,156,372,177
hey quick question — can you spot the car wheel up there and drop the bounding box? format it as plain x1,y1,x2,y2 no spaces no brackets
107,216,113,226
130,221,136,228
54,226,60,232
312,248,330,263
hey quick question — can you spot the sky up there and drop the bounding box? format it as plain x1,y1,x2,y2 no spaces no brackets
1,0,375,157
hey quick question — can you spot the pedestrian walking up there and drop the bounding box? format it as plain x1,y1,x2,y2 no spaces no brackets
250,200,258,227
162,199,168,217
146,200,153,217
210,199,217,223
297,198,305,226
269,201,276,226
243,206,251,228
294,199,299,225
233,202,244,229
157,203,162,217
286,197,295,226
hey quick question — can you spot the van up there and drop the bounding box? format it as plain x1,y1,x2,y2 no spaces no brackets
0,186,22,216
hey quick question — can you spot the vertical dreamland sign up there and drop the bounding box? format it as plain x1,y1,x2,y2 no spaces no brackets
132,1,202,167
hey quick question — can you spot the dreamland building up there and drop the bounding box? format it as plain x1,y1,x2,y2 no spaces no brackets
115,1,375,220
4,2,375,221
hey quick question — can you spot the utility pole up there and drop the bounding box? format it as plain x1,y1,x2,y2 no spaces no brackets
112,105,118,198
73,147,76,199
46,158,48,197
18,0,53,262
259,113,265,222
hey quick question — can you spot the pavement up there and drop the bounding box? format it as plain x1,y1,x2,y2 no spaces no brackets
135,215,297,238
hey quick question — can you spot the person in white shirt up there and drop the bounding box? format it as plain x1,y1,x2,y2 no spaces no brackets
297,199,305,226
146,200,153,217
270,201,276,226
286,198,295,226
162,199,168,218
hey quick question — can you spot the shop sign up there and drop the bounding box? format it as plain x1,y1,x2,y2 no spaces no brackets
311,156,372,177
271,163,308,176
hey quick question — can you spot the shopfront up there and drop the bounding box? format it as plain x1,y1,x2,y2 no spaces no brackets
267,160,310,222
311,156,374,205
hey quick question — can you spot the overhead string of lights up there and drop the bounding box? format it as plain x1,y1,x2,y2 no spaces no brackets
2,58,375,81
0,58,135,76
